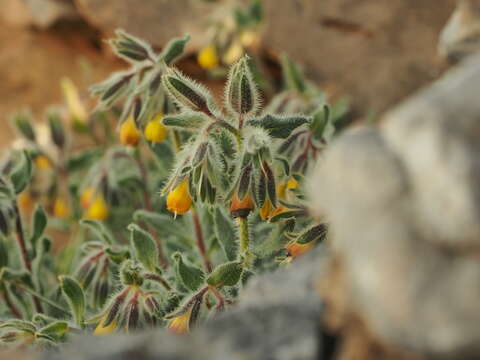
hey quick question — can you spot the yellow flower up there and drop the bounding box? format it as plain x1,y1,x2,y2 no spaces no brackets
222,41,244,65
197,45,219,70
168,308,192,335
80,187,95,209
259,198,272,220
240,30,260,48
230,193,254,218
285,240,315,258
61,77,88,124
144,114,168,143
84,195,109,220
286,178,299,190
53,197,70,219
119,116,140,147
94,316,117,336
34,155,51,170
167,179,192,215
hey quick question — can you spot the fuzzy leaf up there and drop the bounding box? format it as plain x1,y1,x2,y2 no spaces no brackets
172,252,204,291
213,207,237,261
128,224,158,272
11,111,36,142
281,54,306,94
248,114,311,139
30,204,47,249
160,34,190,64
9,150,33,194
80,219,114,245
162,112,209,130
206,261,243,288
59,275,86,327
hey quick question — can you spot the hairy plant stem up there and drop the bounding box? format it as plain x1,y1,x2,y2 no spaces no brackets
172,130,182,153
238,217,250,255
14,283,69,315
13,202,43,313
1,283,22,318
191,206,212,273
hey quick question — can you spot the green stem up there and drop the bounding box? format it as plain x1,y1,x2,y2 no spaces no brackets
172,130,182,153
238,217,250,254
191,206,213,273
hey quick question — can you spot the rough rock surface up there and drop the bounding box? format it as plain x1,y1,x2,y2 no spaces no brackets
439,0,480,60
263,0,456,117
43,247,326,360
310,53,480,359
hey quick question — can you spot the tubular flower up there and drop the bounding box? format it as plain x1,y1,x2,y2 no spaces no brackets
94,316,117,336
53,197,70,219
80,187,96,209
259,198,272,221
285,240,315,258
119,116,140,147
34,155,51,170
222,41,244,65
167,179,192,215
18,192,34,213
197,45,219,70
61,77,88,124
144,114,168,143
286,178,299,190
230,193,254,218
84,194,109,220
168,308,192,335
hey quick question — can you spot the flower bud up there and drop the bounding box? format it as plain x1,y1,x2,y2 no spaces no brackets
167,179,192,216
119,116,140,147
94,315,117,336
144,114,168,143
285,240,315,258
168,308,192,335
53,197,70,219
84,194,109,221
34,155,51,170
80,187,95,209
197,45,219,70
229,193,254,218
61,77,88,125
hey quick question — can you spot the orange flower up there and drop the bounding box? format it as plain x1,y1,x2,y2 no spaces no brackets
84,194,109,220
285,240,315,258
94,316,117,336
230,193,254,218
80,187,95,209
53,197,70,219
34,155,51,170
259,198,272,220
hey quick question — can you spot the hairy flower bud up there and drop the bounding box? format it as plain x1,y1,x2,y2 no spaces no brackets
119,116,141,147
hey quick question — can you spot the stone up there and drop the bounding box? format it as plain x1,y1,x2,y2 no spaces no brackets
262,0,455,117
439,0,480,60
310,53,480,359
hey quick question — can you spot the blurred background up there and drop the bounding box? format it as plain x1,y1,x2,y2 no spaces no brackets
0,0,457,147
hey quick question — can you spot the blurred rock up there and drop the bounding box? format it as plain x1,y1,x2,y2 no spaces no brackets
2,0,79,28
311,53,480,359
74,0,220,51
439,0,480,60
263,0,455,117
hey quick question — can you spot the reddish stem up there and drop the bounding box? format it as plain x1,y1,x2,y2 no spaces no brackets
191,208,213,273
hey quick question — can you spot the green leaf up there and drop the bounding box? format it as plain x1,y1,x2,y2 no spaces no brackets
206,261,243,288
65,148,103,172
9,150,33,194
11,111,36,142
172,252,204,291
80,219,114,245
128,224,158,272
32,237,51,290
162,111,209,130
281,54,306,94
0,236,8,269
38,321,68,339
248,114,311,139
297,223,328,244
30,204,47,249
59,275,85,327
159,34,191,64
47,109,65,149
213,207,237,261
0,320,36,333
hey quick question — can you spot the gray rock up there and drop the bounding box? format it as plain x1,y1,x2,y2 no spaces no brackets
310,53,480,359
439,0,480,60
